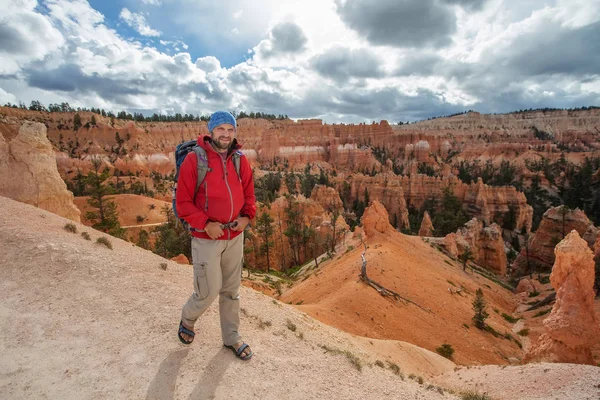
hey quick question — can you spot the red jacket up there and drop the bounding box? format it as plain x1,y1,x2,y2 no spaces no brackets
176,136,256,240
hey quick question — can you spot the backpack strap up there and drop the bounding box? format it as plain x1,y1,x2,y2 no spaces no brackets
192,146,211,200
232,150,242,180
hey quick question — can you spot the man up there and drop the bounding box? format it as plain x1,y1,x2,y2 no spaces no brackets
176,110,256,361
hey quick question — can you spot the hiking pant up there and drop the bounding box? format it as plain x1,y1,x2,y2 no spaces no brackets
181,233,243,346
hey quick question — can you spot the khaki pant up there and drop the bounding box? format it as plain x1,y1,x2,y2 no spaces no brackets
181,233,243,346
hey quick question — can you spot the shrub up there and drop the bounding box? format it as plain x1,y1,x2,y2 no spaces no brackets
160,262,167,270
517,328,529,336
529,291,540,297
258,319,272,330
386,361,403,378
461,391,492,400
81,231,91,240
320,345,362,371
286,319,297,332
501,313,520,323
96,236,113,249
136,215,145,223
375,360,385,368
534,308,551,317
64,223,77,233
436,343,455,359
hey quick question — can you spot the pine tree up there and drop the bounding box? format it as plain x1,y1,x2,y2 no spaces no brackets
432,186,468,236
84,157,125,239
256,209,275,272
73,113,82,131
137,230,150,250
283,195,303,266
153,205,191,259
472,288,489,329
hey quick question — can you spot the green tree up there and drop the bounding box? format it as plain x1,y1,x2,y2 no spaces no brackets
283,195,303,266
69,169,87,196
301,164,317,198
432,186,468,236
153,205,191,260
137,229,151,250
472,288,489,329
73,113,82,131
91,115,97,126
285,172,298,195
558,205,570,238
84,157,125,239
525,175,560,230
255,209,275,272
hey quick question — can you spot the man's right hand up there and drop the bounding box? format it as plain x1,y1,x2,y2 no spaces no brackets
205,221,224,239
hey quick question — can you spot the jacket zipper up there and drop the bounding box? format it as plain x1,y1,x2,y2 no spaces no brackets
204,182,208,211
222,155,235,240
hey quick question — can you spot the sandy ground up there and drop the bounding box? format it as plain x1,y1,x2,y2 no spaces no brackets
1,196,599,400
0,197,455,400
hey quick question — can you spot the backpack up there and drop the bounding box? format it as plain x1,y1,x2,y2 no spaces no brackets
172,139,241,230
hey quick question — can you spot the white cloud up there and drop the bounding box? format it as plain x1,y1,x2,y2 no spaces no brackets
0,87,17,105
141,0,162,5
0,0,64,74
0,0,598,123
119,8,161,37
195,56,221,72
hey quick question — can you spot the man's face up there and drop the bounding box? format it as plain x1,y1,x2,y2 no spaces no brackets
211,123,235,151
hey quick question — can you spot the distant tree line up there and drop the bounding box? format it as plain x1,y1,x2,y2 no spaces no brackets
409,106,599,124
3,100,289,123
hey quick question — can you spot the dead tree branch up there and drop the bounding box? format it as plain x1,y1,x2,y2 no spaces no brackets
358,241,432,314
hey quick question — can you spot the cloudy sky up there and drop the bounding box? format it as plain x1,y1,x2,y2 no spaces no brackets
1,0,599,123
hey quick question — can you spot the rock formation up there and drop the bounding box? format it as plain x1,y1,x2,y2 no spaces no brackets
0,119,80,222
170,254,190,265
398,175,532,232
440,219,508,275
513,206,597,276
525,230,600,364
362,200,393,237
515,278,543,295
310,185,343,214
418,211,434,236
342,172,410,229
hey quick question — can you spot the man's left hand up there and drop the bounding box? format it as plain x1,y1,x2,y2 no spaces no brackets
232,216,250,232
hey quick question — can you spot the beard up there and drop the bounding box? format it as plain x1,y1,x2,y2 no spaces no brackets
211,136,232,151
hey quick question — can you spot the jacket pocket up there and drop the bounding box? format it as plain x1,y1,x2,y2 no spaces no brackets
194,262,210,300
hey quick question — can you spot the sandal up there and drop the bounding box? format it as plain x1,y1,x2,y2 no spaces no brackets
178,321,195,345
224,343,253,360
